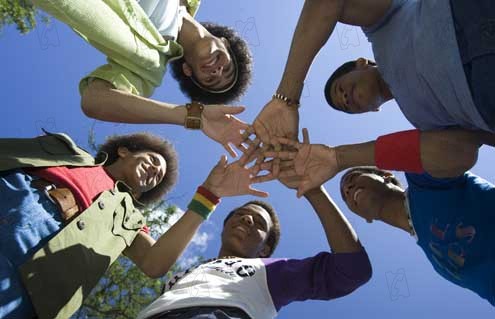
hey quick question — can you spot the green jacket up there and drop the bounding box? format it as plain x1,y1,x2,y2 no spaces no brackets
32,0,200,97
1,132,146,319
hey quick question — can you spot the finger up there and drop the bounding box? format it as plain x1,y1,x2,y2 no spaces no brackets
247,187,269,198
232,116,249,130
217,155,228,167
273,136,300,149
224,106,245,115
272,157,280,177
302,128,310,144
224,143,237,158
264,151,297,160
253,121,271,145
278,169,298,178
251,173,276,184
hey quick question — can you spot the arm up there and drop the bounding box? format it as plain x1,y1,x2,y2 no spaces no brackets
264,186,371,309
336,129,493,178
252,0,391,145
82,79,248,157
81,79,186,124
278,0,391,100
304,187,362,253
124,154,269,278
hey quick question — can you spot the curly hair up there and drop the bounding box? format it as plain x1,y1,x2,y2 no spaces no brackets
170,22,253,104
223,200,280,257
98,133,178,205
339,166,403,201
324,59,377,112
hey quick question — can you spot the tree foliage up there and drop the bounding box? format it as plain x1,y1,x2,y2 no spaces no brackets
0,0,37,34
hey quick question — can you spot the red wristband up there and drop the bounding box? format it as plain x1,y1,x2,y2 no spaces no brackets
375,129,424,173
197,186,221,205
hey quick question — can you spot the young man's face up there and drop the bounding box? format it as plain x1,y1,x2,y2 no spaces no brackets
221,204,273,258
116,147,167,195
340,170,401,223
182,37,236,91
329,59,383,114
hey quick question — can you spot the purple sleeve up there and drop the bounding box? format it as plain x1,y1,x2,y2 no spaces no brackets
263,250,372,311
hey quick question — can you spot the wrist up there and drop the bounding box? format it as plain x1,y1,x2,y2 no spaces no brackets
335,142,375,171
188,185,221,220
303,186,324,199
375,130,424,173
272,92,300,108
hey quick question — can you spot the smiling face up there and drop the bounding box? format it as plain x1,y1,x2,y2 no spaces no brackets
221,204,274,258
182,37,236,91
116,147,167,195
329,59,384,114
340,169,402,223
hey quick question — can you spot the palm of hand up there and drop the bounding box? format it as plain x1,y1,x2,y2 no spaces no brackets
253,99,299,143
203,113,244,146
295,144,338,192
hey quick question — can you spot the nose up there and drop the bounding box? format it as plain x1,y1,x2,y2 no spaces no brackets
210,65,223,76
240,214,254,226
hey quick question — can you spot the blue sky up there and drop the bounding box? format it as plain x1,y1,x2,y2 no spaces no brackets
1,1,494,318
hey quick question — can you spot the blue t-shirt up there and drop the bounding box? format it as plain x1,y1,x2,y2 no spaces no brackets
362,0,492,132
406,172,495,305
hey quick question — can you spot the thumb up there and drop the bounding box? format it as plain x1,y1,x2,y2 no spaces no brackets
302,128,310,144
217,155,228,168
224,106,245,115
296,180,312,198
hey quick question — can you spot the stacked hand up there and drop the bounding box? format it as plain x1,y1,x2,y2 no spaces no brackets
260,128,339,197
202,152,274,198
252,98,300,146
201,105,250,157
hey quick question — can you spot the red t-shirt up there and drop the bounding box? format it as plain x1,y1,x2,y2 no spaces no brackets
27,166,150,234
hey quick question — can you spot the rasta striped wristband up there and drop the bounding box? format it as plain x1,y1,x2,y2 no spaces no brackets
188,186,221,220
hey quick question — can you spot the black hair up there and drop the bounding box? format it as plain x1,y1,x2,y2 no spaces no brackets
98,132,178,205
170,22,253,104
223,200,280,257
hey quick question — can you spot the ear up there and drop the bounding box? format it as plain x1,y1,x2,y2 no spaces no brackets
117,146,130,158
258,242,271,258
355,57,369,69
220,37,230,48
182,62,193,77
383,172,395,183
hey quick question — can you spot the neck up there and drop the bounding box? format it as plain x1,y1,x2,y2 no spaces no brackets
177,13,207,55
104,162,124,182
377,190,411,234
217,246,240,259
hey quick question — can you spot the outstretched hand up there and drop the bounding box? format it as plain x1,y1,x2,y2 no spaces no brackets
252,98,299,148
262,128,339,197
202,105,250,157
202,153,274,198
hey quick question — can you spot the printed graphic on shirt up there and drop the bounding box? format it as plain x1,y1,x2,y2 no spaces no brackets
164,258,256,292
428,218,476,280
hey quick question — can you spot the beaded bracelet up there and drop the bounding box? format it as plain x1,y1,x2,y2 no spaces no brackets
272,92,300,108
187,186,221,220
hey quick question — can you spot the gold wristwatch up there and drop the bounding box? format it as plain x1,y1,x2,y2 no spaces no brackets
184,102,204,130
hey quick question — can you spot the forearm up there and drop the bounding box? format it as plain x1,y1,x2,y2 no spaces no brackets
304,187,362,253
335,129,490,178
277,0,342,100
81,79,186,124
140,211,204,278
